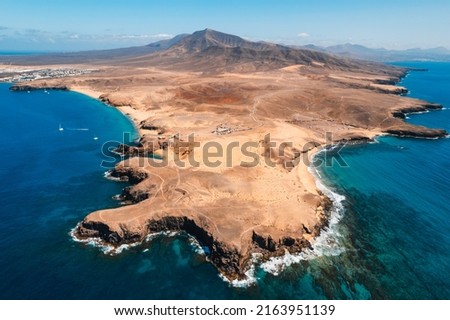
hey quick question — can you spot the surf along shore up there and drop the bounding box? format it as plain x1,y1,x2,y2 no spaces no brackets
2,54,447,282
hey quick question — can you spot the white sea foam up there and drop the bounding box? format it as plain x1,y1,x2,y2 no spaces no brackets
187,237,207,255
369,136,381,144
70,225,107,249
104,170,122,181
221,267,257,288
71,226,186,257
69,224,139,255
221,158,349,286
75,161,348,285
257,156,347,277
145,230,179,240
409,110,430,115
407,135,441,140
323,143,342,152
219,254,260,288
112,242,140,254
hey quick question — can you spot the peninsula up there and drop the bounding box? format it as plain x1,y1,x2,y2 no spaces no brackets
2,29,447,281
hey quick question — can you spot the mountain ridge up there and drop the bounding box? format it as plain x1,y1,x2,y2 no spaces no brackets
300,43,450,62
1,29,449,65
110,29,400,74
0,29,399,73
4,30,447,282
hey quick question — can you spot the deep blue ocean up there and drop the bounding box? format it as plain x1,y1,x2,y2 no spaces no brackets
0,62,448,299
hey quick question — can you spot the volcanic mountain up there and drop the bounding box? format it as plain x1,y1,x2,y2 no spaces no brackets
2,29,447,281
1,29,398,75
114,29,397,73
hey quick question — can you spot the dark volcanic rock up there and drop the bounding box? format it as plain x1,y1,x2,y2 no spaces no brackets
392,111,406,119
388,102,446,138
109,166,148,184
385,128,447,139
336,135,374,145
114,143,155,157
76,215,316,280
108,166,153,204
78,220,143,244
400,104,442,114
421,103,444,110
373,78,398,85
9,84,68,91
373,85,408,95
251,231,312,255
393,102,443,119
147,216,243,279
118,186,151,204
75,194,331,280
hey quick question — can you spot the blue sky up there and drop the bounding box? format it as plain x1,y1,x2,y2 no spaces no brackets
0,0,449,51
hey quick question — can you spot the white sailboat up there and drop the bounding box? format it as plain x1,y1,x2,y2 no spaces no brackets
59,124,64,131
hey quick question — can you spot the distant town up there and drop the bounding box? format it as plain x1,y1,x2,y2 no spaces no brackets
0,68,96,83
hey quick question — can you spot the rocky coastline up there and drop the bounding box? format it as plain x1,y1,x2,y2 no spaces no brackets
76,213,328,280
385,127,447,139
75,163,333,280
9,84,68,91
16,76,448,281
388,102,447,138
71,103,448,280
392,102,443,119
6,34,448,282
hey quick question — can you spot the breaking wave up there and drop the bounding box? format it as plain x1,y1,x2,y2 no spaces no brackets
69,225,140,254
260,167,347,276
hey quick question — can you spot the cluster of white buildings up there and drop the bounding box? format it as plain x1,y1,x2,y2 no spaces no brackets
0,68,96,82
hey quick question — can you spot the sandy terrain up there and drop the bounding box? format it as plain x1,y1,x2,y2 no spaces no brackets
3,56,446,280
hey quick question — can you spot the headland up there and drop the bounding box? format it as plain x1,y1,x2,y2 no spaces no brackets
1,29,446,281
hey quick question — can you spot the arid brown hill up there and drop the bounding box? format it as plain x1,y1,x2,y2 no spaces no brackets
114,29,405,74
3,29,447,281
1,29,403,77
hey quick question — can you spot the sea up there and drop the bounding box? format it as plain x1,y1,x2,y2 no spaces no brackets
0,61,448,299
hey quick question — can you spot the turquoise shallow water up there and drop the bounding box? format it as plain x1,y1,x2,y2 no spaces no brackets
312,62,450,299
0,62,449,299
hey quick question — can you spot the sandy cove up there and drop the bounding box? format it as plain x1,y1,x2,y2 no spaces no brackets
5,63,447,280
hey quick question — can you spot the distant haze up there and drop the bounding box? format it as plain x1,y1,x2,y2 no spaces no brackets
0,0,449,51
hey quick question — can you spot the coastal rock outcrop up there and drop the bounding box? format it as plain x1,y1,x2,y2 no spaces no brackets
371,85,408,95
74,151,332,281
392,102,443,119
385,126,447,139
99,93,136,107
147,217,243,278
78,220,143,244
75,211,330,280
108,165,148,184
117,186,151,204
11,29,446,283
373,78,398,86
114,143,155,157
9,84,68,91
76,215,244,279
140,119,168,134
251,231,312,253
107,165,155,204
